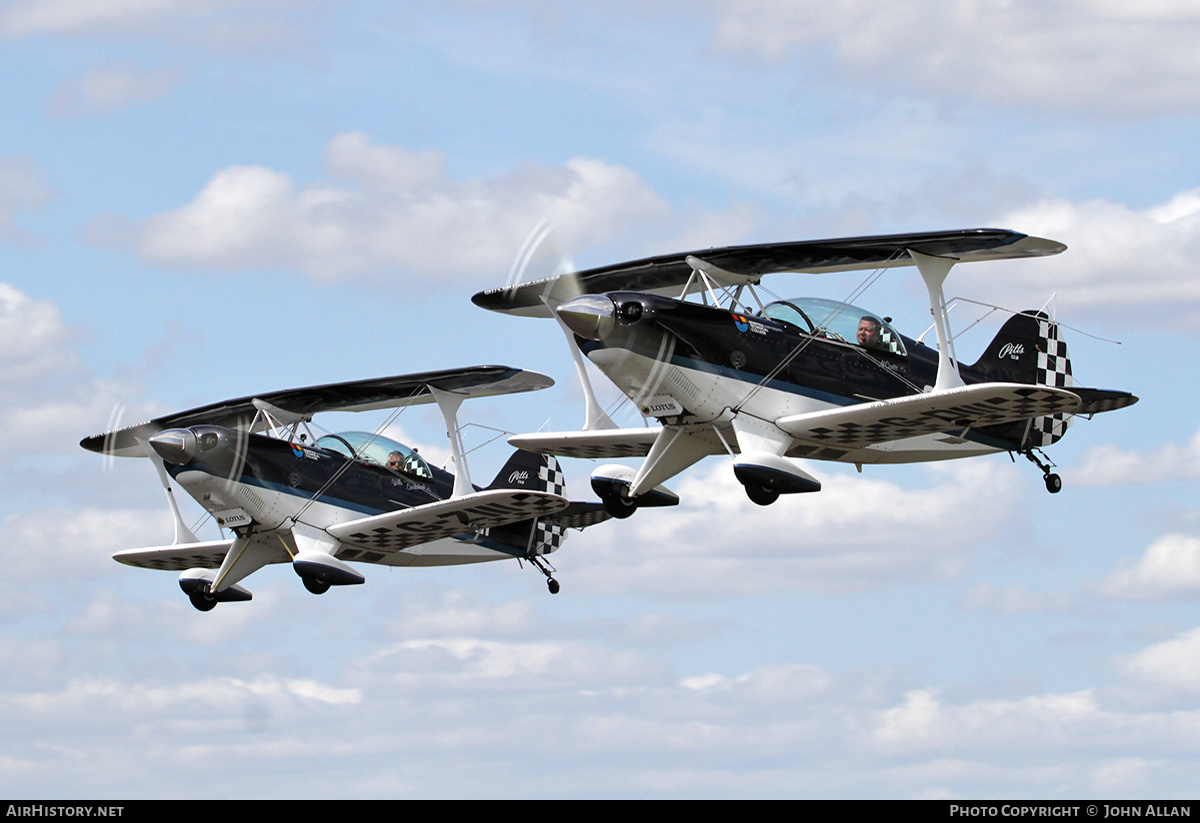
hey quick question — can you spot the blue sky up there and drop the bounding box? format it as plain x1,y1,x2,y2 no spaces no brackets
2,0,1200,799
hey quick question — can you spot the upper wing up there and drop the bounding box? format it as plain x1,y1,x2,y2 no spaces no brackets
776,383,1082,449
328,489,569,553
508,427,665,459
82,365,553,457
473,229,1065,318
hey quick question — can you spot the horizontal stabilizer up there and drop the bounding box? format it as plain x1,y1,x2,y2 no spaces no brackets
776,383,1082,450
510,428,669,459
329,489,569,553
1072,387,1139,415
543,501,611,530
82,365,553,457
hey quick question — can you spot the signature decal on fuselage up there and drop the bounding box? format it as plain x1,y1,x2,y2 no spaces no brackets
998,342,1026,361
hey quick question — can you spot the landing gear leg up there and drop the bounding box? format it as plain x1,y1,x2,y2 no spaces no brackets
1020,448,1062,494
527,555,561,594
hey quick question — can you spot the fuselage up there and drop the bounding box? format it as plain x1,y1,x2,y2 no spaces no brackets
165,425,538,566
577,291,1038,464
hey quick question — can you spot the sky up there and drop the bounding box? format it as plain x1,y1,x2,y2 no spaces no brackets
2,0,1199,800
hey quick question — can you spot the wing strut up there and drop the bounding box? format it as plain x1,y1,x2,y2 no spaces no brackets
910,249,965,391
431,386,473,498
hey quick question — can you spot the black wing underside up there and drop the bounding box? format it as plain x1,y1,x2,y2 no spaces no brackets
472,228,1066,317
81,365,552,457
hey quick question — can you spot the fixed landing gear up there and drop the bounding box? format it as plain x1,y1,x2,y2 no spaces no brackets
1020,448,1062,494
527,555,561,594
302,576,331,595
189,590,217,612
601,493,638,519
744,482,779,506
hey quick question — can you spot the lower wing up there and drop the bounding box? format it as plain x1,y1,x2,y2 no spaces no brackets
776,383,1082,449
328,489,570,553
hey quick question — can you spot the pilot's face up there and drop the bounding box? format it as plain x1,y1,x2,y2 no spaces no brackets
857,319,881,347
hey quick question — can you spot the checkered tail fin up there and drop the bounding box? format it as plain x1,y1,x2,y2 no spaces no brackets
486,450,568,555
972,310,1074,447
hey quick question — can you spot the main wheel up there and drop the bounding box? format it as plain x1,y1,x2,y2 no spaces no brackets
603,494,638,519
547,578,560,594
303,576,331,595
1045,473,1062,494
744,483,779,506
189,591,217,612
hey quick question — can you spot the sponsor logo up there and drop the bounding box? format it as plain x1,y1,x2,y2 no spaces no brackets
733,314,750,332
998,342,1025,361
508,470,530,485
640,395,685,416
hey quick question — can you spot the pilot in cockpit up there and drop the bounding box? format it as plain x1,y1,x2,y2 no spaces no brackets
386,451,404,471
857,316,883,349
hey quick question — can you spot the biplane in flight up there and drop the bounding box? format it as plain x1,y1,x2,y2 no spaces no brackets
472,229,1138,517
81,366,608,610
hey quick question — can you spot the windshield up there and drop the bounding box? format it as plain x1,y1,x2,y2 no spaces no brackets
761,297,906,357
315,431,433,479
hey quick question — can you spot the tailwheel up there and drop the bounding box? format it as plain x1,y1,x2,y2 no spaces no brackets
527,555,561,594
1021,448,1062,495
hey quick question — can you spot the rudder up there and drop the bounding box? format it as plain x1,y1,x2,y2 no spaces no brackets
971,311,1074,447
487,450,568,555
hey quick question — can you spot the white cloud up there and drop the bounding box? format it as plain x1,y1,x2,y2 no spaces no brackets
959,582,1092,616
50,63,183,116
968,190,1200,328
1096,534,1200,601
0,0,314,56
0,283,142,461
109,132,678,287
1069,422,1200,487
574,457,1025,596
704,0,1200,117
0,156,51,242
1118,626,1200,699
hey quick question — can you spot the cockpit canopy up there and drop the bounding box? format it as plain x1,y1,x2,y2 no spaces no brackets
761,297,907,357
315,431,434,479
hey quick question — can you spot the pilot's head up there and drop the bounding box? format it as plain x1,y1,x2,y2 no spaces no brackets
387,451,404,470
857,316,882,349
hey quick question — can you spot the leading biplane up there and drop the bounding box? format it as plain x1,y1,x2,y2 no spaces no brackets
472,229,1138,517
81,366,609,610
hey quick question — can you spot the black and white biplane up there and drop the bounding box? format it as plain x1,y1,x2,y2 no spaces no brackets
81,366,609,610
472,229,1138,517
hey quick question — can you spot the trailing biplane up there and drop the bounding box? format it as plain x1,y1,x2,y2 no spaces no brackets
81,366,608,610
472,229,1138,517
